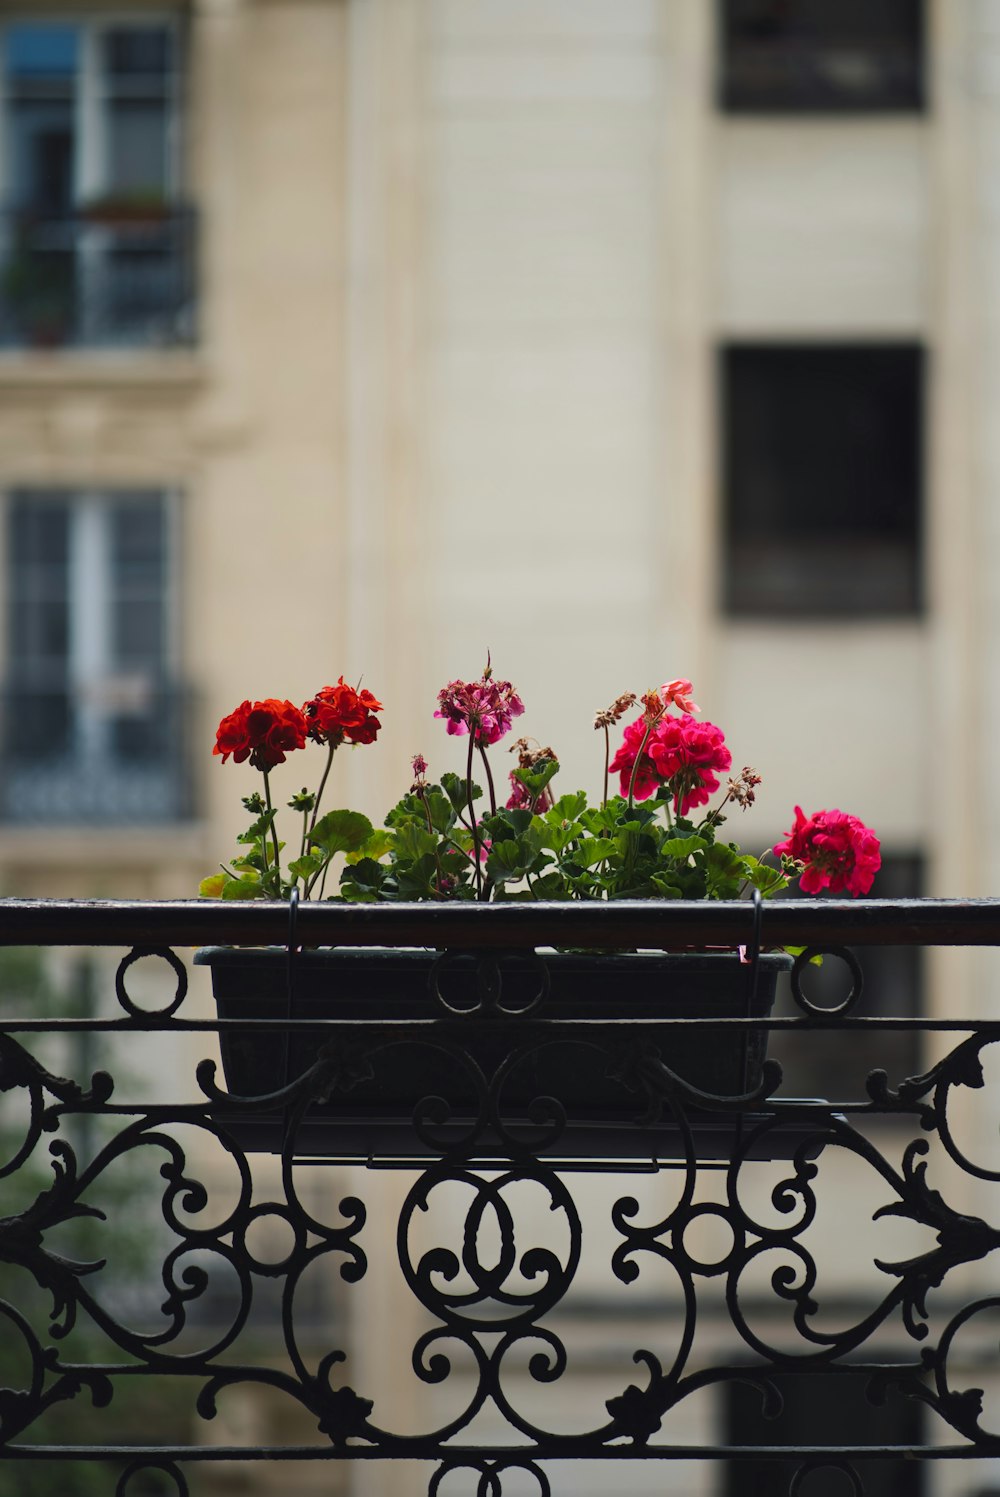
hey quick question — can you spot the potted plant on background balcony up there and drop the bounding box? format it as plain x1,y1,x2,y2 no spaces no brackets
195,663,880,1160
79,189,171,230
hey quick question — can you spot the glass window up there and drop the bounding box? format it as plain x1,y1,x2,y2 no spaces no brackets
721,344,924,618
2,490,183,819
719,0,925,113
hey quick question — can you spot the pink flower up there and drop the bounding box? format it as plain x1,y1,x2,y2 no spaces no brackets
411,754,428,778
660,679,699,715
773,807,881,897
435,671,524,746
609,713,731,813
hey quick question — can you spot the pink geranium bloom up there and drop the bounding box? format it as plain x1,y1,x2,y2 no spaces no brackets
773,807,881,897
435,671,524,746
608,713,731,814
505,771,554,814
660,679,699,715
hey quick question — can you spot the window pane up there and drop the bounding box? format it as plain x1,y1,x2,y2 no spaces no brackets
102,26,172,196
722,344,923,616
107,101,168,195
109,496,166,670
719,0,925,113
5,26,77,213
8,495,70,673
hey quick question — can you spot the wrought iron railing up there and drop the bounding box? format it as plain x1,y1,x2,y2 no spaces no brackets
0,897,997,1496
0,683,195,825
0,207,197,350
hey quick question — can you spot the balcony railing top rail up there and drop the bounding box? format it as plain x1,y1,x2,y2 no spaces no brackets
0,893,997,947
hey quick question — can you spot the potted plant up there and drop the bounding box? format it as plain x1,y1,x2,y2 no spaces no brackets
79,189,171,230
195,664,880,1160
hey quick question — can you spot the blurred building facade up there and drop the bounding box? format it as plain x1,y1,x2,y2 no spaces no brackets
0,1,997,1494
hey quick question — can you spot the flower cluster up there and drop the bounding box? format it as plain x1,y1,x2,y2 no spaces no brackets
305,679,382,747
204,664,880,908
773,806,882,897
609,713,732,814
435,666,524,745
213,698,308,771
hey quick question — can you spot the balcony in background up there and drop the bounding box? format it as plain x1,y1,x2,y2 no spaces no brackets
0,680,194,823
0,205,196,351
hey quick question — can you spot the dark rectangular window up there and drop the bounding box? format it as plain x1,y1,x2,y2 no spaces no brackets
719,0,925,113
724,1364,926,1495
721,343,924,618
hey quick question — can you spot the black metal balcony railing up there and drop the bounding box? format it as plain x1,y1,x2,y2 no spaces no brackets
0,683,195,824
0,208,197,350
0,896,998,1496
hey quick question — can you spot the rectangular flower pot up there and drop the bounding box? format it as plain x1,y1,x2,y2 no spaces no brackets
194,946,792,1163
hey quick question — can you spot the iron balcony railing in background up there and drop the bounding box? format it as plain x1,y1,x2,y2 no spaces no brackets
0,206,197,350
0,682,195,824
0,896,998,1496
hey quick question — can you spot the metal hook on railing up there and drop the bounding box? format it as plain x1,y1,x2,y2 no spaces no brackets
283,887,300,1093
746,885,763,1012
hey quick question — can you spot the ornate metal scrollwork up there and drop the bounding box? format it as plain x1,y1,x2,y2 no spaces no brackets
0,928,998,1492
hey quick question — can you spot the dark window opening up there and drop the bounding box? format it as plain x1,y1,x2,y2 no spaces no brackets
770,853,924,1104
719,0,925,113
724,1364,926,1495
721,343,924,618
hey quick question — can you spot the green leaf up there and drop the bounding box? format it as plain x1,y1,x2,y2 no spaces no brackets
287,853,324,882
574,837,617,869
553,791,588,822
649,875,683,898
441,772,481,814
394,822,439,862
345,829,394,865
310,809,374,855
199,873,227,899
512,758,560,797
742,855,789,898
221,874,264,900
660,835,709,860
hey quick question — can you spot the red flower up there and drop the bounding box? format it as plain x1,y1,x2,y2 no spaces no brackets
773,806,881,897
213,698,308,770
609,713,731,814
304,678,383,747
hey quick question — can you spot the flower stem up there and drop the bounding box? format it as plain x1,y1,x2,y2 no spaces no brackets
261,769,281,890
602,724,610,809
478,741,497,817
626,724,655,811
307,743,337,841
466,732,483,899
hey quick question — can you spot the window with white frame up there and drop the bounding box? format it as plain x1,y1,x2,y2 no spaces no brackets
3,488,189,824
0,14,191,348
2,15,182,213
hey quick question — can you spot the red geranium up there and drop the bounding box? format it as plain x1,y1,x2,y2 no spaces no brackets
773,806,881,897
304,679,383,747
213,698,308,770
609,713,732,814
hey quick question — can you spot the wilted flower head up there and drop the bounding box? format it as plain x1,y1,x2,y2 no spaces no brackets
773,807,881,897
594,692,638,731
411,753,428,779
728,766,762,810
435,667,524,745
304,678,382,747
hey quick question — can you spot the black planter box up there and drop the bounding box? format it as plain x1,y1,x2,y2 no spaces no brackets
195,946,793,1163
